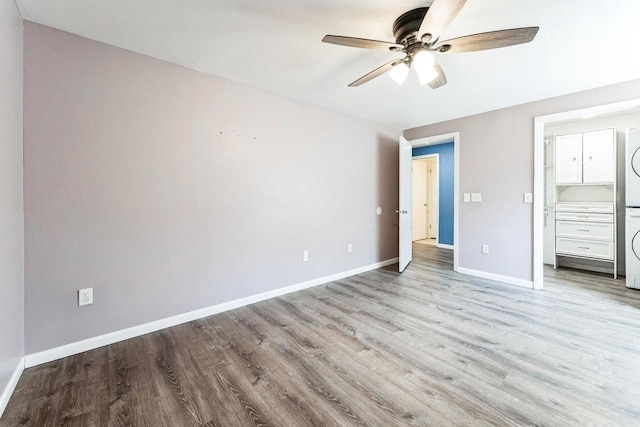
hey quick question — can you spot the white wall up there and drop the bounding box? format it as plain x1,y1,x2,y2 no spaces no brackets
405,79,640,283
23,22,400,354
0,0,24,408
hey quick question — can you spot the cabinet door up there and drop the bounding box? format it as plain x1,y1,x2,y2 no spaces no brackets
582,128,615,183
555,133,583,184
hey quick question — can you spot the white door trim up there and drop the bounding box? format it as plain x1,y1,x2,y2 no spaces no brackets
533,98,640,290
408,132,459,272
413,153,440,244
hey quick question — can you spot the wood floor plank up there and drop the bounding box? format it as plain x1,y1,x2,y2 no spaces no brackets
3,243,640,426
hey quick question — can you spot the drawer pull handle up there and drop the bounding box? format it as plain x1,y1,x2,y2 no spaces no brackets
576,229,590,232
577,246,590,250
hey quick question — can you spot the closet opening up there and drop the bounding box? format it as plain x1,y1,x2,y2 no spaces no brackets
534,100,640,290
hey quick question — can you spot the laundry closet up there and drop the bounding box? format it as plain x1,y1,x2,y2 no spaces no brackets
543,111,640,278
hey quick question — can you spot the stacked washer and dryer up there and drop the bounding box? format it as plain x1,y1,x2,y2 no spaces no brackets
625,127,640,289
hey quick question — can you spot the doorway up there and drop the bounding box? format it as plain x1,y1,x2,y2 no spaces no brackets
398,133,459,273
412,155,439,246
534,99,640,289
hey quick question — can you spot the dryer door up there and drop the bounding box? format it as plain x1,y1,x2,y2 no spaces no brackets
632,146,640,178
628,144,640,207
633,230,640,262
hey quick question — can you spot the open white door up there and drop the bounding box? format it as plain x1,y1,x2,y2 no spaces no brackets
399,136,412,272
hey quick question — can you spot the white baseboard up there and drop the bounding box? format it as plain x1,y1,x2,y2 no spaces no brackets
25,257,399,368
457,266,533,289
0,357,24,419
436,243,454,250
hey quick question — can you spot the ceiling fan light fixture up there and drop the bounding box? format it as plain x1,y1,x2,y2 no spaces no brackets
417,66,439,85
412,50,435,74
322,1,540,89
389,62,409,85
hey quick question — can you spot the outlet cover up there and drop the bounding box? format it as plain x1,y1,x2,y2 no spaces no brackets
79,288,93,306
347,243,353,253
481,245,489,254
302,250,309,262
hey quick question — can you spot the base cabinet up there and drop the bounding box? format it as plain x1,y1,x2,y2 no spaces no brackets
555,203,616,277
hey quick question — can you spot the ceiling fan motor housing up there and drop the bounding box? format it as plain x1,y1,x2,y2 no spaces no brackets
392,7,429,44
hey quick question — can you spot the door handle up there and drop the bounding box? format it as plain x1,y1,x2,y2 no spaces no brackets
395,209,408,214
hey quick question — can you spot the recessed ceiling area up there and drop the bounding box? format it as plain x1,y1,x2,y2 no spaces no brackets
16,0,640,129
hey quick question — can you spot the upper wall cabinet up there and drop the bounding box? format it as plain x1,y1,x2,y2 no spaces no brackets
555,133,583,184
555,128,615,185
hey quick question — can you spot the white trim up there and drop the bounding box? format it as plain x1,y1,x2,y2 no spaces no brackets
24,257,399,368
454,133,460,272
457,267,534,289
0,357,24,419
408,132,460,272
436,243,454,250
533,98,640,290
410,132,457,148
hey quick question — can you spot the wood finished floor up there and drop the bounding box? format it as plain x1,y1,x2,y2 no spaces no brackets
3,244,640,426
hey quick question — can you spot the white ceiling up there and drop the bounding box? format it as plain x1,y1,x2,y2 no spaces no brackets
16,0,640,129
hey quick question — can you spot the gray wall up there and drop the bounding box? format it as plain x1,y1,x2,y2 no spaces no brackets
23,22,400,354
405,79,640,282
0,0,24,393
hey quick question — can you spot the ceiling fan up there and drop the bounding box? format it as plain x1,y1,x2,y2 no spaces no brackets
322,0,539,89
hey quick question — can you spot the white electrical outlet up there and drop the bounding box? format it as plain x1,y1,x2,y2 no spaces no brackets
347,243,353,253
482,245,489,254
78,288,93,306
302,250,309,262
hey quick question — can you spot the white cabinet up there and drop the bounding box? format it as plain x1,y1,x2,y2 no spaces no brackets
583,129,615,183
553,129,617,278
555,133,583,184
555,203,616,264
555,128,615,185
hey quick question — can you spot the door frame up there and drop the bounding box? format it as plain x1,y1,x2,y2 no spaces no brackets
533,98,640,290
407,132,459,272
412,154,440,243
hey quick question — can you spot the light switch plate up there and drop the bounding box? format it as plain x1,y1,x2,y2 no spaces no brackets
463,193,471,203
524,192,533,204
471,193,482,203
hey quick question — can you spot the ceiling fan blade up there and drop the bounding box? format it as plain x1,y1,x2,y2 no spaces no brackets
322,35,403,51
435,27,539,53
418,0,467,43
349,60,402,87
428,60,447,89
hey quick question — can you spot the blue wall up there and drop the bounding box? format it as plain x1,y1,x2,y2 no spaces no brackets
412,142,454,246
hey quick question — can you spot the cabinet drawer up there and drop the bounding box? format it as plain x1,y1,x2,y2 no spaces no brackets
555,221,614,241
555,212,613,223
556,238,614,260
555,203,614,214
